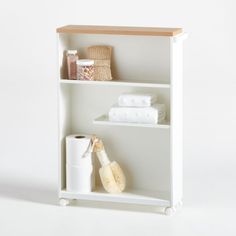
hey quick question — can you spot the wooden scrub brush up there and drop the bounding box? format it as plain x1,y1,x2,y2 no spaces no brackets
93,138,126,193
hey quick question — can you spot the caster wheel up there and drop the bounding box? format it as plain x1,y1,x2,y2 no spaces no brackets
59,198,70,206
165,207,176,216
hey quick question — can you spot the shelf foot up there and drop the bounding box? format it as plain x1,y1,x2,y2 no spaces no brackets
164,207,176,216
59,198,70,206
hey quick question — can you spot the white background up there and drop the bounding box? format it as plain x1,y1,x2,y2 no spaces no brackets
0,0,236,235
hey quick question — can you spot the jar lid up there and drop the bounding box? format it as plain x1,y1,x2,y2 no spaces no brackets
67,50,77,55
76,59,94,66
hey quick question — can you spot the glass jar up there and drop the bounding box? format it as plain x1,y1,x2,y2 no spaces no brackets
76,59,95,80
67,50,79,80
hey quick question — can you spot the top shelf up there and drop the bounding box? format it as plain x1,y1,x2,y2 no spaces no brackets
60,79,170,88
56,25,183,37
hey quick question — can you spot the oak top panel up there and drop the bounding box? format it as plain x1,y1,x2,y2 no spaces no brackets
56,25,182,36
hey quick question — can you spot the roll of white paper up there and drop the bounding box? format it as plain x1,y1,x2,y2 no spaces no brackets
66,164,93,193
66,134,92,166
66,134,94,193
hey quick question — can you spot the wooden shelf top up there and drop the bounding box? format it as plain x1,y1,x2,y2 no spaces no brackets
56,25,182,36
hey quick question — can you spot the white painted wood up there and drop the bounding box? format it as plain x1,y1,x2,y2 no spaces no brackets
170,37,184,207
68,84,171,124
58,34,67,192
57,34,62,195
173,33,188,43
59,84,171,193
93,115,170,129
60,188,170,206
70,84,171,192
58,34,73,191
60,79,170,88
57,29,186,211
59,198,70,206
63,34,171,84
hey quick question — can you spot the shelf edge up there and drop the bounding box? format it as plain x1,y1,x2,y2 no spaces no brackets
93,115,170,129
60,190,170,206
59,80,170,88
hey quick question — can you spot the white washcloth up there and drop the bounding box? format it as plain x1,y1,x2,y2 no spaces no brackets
109,103,166,124
118,93,157,107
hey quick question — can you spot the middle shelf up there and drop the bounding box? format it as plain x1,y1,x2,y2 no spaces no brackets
94,115,170,129
60,81,171,131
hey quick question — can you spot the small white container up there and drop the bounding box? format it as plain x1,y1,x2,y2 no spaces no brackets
77,59,95,80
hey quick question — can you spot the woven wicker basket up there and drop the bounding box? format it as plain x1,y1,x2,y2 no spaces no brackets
87,46,113,81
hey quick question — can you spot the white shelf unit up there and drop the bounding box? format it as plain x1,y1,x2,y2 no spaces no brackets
57,25,187,215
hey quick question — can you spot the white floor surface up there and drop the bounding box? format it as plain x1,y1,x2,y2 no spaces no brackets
0,174,235,236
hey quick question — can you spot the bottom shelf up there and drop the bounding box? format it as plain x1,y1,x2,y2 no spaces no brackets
60,188,170,206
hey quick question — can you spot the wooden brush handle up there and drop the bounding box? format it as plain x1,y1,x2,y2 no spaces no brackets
97,150,110,166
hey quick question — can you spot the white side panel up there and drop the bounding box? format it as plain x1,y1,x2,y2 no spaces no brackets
170,38,184,206
58,34,71,191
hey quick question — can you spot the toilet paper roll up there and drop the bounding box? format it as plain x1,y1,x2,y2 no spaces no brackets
66,134,92,166
66,164,93,193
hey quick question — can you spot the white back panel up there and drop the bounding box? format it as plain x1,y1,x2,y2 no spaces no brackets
69,85,170,192
63,34,170,84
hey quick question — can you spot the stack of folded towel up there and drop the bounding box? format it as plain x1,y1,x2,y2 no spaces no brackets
108,93,166,124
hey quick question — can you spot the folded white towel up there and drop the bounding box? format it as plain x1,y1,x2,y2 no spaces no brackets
109,103,166,124
118,93,157,107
